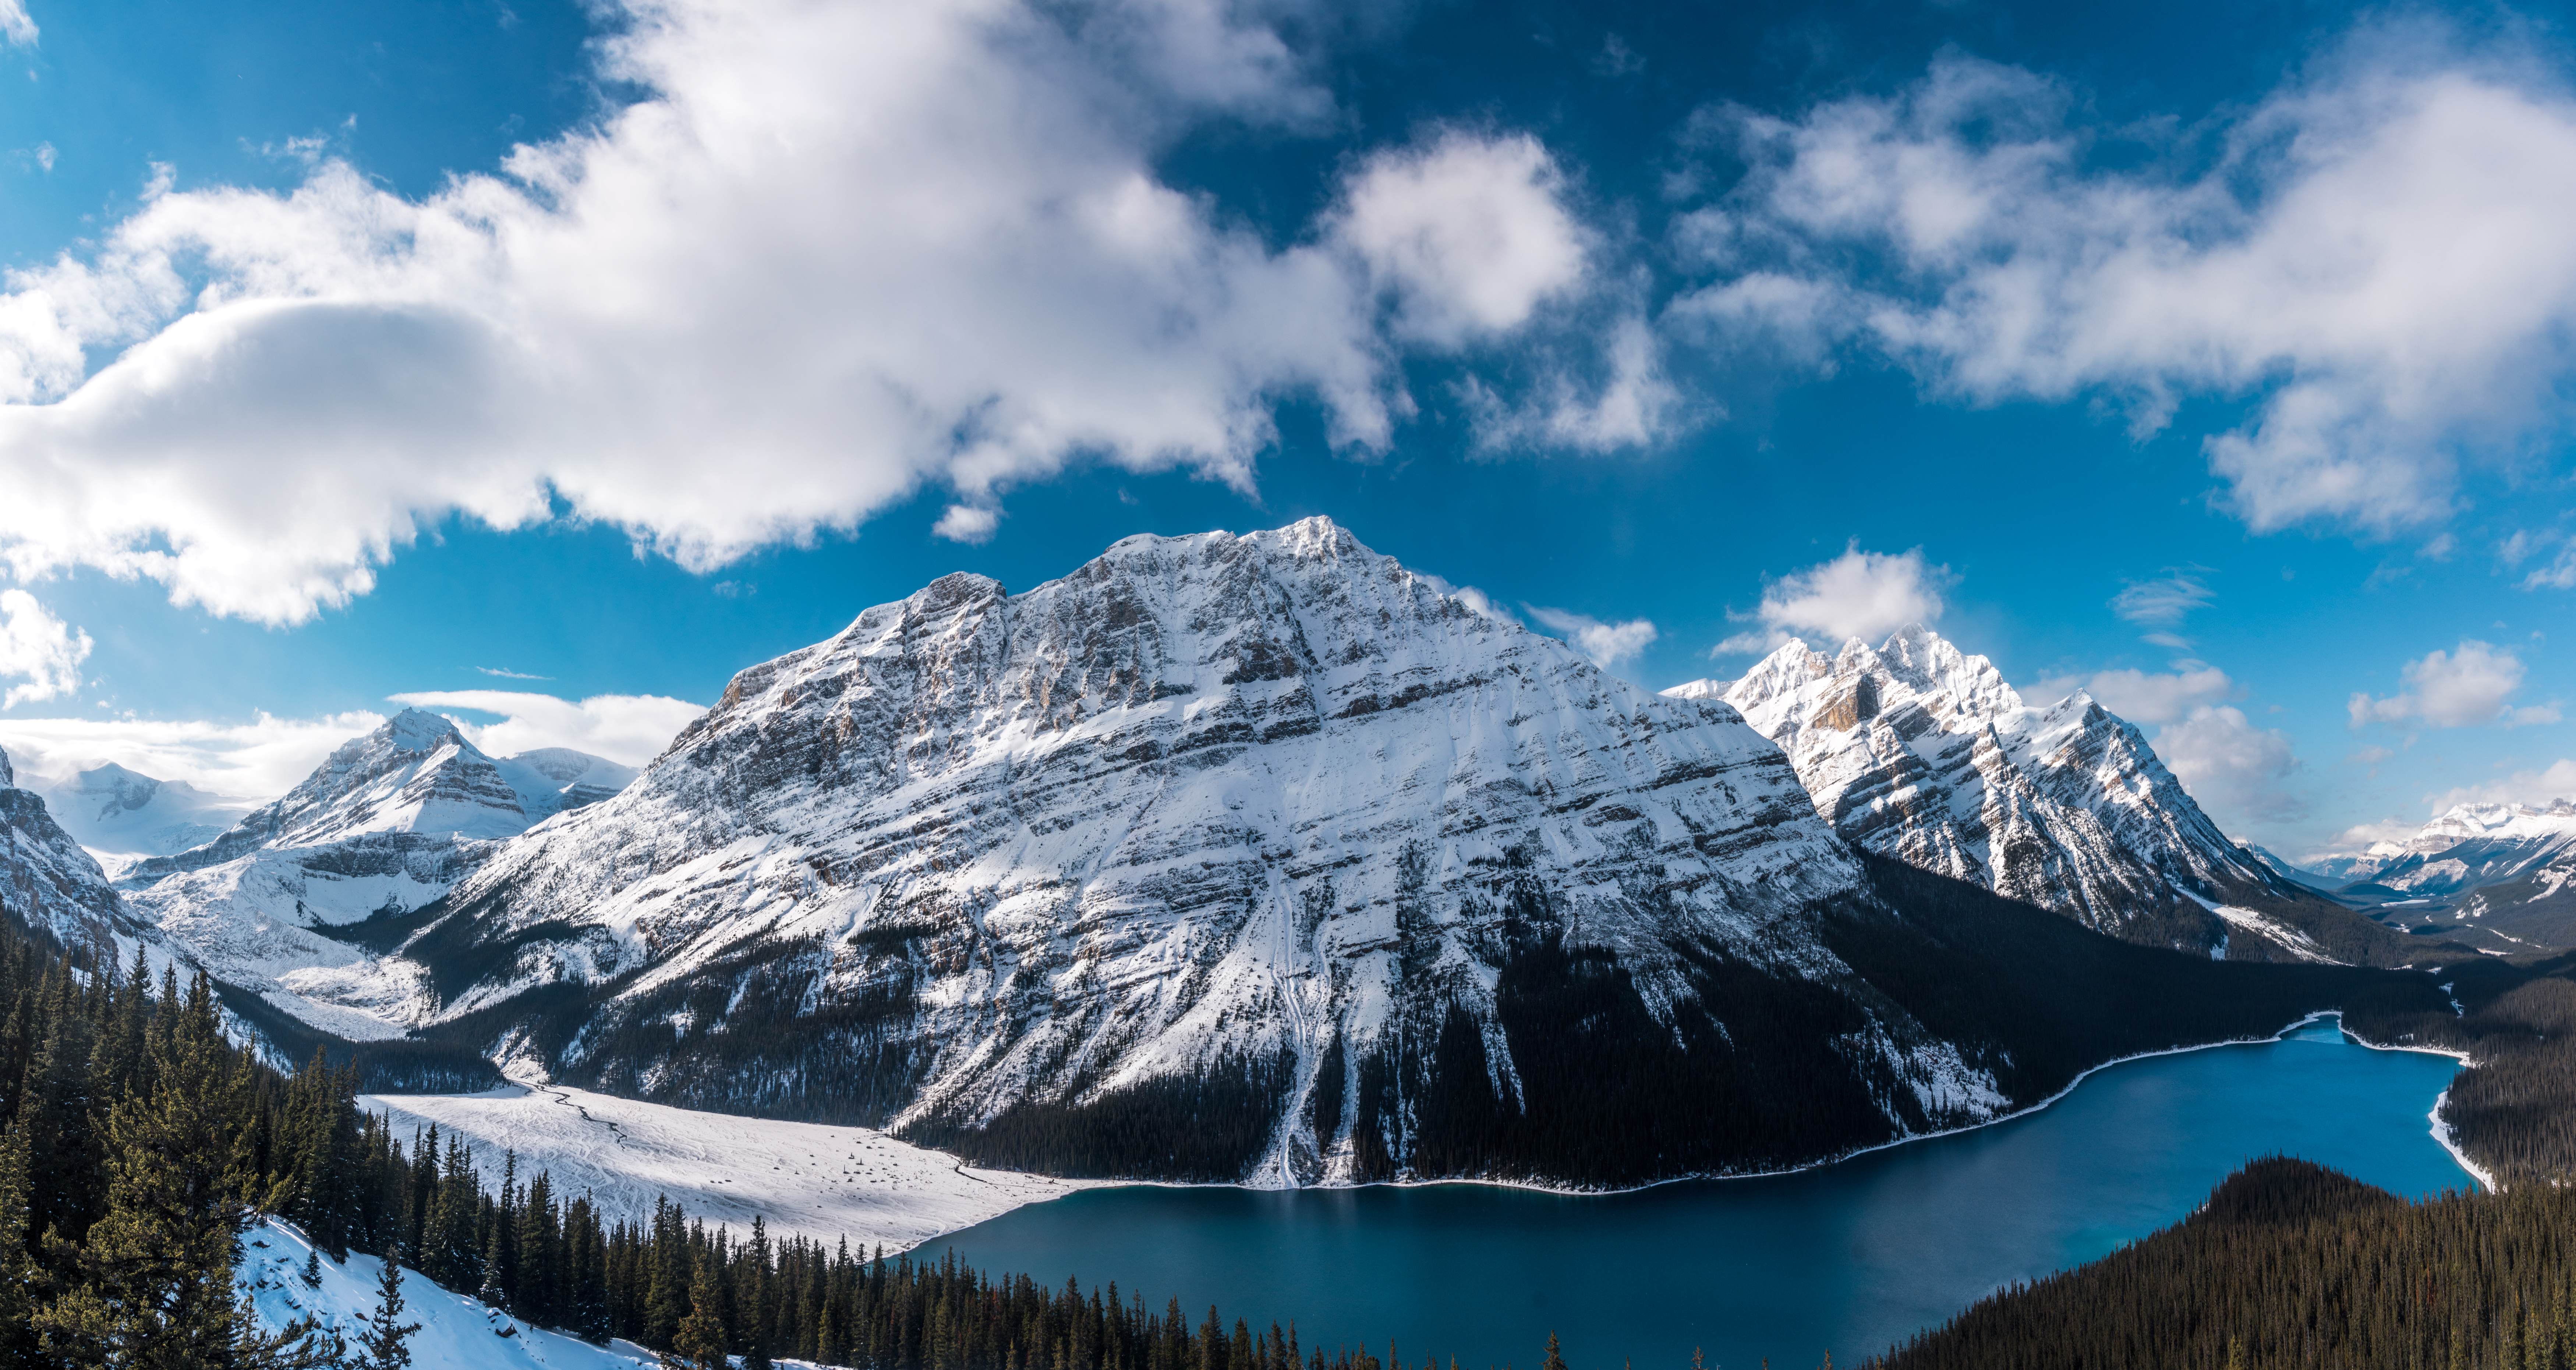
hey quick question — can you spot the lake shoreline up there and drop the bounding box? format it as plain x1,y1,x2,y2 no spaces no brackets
1036,1009,2473,1208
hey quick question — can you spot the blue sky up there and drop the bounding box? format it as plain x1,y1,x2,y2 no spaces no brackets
0,0,2569,858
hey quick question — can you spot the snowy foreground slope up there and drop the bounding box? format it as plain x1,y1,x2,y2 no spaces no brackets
1667,630,2304,952
240,1219,653,1370
363,1081,1090,1250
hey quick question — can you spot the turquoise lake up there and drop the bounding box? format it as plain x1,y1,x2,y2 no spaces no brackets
939,1018,2474,1370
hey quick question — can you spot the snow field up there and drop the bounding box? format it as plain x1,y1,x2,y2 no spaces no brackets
362,1080,1092,1251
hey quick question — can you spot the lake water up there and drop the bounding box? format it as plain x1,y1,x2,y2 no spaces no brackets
939,1017,2473,1370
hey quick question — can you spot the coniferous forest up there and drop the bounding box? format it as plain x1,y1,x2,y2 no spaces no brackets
21,864,2576,1367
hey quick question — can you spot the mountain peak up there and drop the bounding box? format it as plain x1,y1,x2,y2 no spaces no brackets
0,745,13,790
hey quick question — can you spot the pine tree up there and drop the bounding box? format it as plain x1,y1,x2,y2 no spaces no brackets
666,1253,729,1370
0,1119,35,1366
357,1252,424,1370
302,1247,324,1288
30,974,340,1369
1543,1332,1568,1370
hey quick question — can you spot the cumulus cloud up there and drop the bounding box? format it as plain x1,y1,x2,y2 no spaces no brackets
0,588,90,708
0,0,1595,625
2079,666,2233,724
1715,543,1949,653
1337,131,1587,348
1525,606,1659,670
0,0,33,46
2426,758,2576,812
932,505,1001,545
0,710,383,801
2153,705,2305,824
2349,640,2560,728
1682,40,2576,534
386,690,706,767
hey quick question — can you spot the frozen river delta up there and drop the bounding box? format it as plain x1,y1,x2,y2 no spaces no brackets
363,1080,1091,1252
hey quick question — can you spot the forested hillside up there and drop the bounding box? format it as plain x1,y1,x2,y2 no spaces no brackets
1876,1158,2576,1370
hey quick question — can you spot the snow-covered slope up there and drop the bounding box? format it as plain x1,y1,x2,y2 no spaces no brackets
121,712,637,1041
240,1219,651,1370
0,744,137,945
43,762,255,865
364,1080,1089,1250
384,518,2045,1185
1665,628,2275,945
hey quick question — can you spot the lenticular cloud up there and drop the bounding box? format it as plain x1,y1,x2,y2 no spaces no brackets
0,0,1588,624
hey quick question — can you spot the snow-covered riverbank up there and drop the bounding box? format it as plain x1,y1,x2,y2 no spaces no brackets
362,1081,1094,1252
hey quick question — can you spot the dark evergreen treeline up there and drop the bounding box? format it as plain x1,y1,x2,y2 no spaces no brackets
1875,1157,2576,1370
0,915,1432,1370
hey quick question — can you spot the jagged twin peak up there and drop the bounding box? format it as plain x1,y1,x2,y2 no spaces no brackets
0,745,134,945
1666,626,2269,939
424,518,1903,1183
123,710,636,1044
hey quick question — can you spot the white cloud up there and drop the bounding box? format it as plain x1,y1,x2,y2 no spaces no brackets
2110,572,2214,626
932,505,1001,544
476,666,553,680
0,0,1592,626
1720,543,1949,651
0,588,89,707
2522,537,2576,590
0,0,34,47
386,690,705,767
2349,639,2560,729
1525,606,1659,670
2312,815,2426,856
1336,131,1587,348
2426,758,2576,812
1460,312,1675,453
1689,42,2576,535
0,710,383,801
2079,666,2233,724
2153,705,2305,824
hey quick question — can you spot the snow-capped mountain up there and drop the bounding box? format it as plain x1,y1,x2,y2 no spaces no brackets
43,762,256,862
404,518,1912,1184
322,519,2404,1189
123,711,637,1040
0,744,137,945
2237,842,2332,890
1663,629,2276,947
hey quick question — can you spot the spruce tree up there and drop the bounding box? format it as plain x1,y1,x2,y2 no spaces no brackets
1543,1332,1568,1370
357,1253,423,1370
666,1254,729,1370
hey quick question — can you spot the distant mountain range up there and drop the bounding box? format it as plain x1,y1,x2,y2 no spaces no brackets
0,518,2471,1186
2293,801,2576,952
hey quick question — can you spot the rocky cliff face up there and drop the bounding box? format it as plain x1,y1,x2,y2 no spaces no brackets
0,745,135,946
1667,628,2281,951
